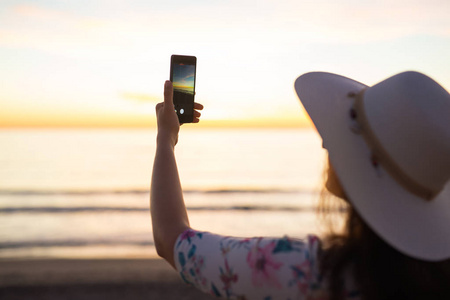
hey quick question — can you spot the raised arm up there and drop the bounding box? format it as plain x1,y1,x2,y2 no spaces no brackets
150,80,202,268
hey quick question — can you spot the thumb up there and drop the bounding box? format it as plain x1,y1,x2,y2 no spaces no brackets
164,80,174,110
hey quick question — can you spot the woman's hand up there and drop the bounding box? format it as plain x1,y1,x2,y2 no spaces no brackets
155,81,203,147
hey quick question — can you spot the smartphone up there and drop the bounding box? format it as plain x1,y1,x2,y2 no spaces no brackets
170,55,197,123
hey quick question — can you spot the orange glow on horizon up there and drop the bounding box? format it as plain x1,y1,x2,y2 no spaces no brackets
0,110,312,129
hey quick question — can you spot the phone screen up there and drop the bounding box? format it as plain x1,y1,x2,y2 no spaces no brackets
170,55,196,123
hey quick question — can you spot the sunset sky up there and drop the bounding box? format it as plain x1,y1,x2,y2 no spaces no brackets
172,63,195,90
1,0,449,128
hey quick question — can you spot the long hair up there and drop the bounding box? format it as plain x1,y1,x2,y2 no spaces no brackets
318,162,450,300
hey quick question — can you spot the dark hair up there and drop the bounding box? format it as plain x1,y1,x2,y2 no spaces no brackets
319,163,450,300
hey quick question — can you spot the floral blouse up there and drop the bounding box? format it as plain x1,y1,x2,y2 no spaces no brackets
174,229,361,300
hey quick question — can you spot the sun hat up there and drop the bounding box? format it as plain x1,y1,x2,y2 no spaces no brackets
294,71,450,261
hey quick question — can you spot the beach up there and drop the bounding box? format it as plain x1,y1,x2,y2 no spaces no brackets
0,129,325,299
0,258,213,300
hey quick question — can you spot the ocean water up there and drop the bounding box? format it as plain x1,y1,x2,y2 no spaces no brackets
0,128,328,259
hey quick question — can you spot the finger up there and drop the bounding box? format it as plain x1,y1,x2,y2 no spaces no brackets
192,117,200,123
194,110,201,118
164,80,174,109
155,102,164,111
194,102,204,110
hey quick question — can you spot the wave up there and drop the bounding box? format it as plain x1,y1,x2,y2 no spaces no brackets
0,205,317,214
0,189,150,196
0,187,313,196
0,207,149,214
0,239,154,249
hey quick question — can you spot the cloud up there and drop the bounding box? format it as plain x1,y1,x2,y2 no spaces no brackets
0,4,167,60
13,4,69,20
1,0,449,61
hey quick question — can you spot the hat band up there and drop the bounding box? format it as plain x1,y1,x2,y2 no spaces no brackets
354,89,437,201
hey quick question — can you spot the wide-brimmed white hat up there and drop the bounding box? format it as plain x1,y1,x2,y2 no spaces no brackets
295,71,450,261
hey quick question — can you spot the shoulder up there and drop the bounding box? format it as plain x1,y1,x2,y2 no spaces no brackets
175,229,323,264
174,229,330,299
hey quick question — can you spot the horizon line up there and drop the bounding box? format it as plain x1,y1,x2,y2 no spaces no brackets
0,124,312,130
0,119,313,129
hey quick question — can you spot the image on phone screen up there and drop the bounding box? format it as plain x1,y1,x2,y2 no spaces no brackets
170,55,196,123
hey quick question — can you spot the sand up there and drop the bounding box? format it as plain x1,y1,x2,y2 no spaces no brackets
0,258,214,300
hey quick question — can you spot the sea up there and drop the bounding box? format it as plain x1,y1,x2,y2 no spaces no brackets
0,128,328,260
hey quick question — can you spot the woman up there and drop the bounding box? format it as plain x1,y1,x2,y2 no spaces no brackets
151,72,450,299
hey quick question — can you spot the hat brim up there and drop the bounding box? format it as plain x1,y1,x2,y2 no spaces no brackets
295,72,450,261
